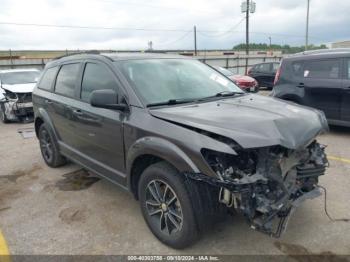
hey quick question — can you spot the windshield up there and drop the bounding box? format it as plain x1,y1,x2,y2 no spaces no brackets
0,71,40,85
115,59,243,105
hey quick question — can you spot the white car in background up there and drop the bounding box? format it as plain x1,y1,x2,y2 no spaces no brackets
0,68,41,123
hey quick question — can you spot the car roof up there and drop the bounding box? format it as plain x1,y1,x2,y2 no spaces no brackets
284,48,350,61
50,52,189,61
45,52,191,68
253,62,279,65
0,68,40,73
103,52,188,61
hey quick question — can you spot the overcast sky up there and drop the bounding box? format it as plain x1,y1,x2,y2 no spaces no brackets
0,0,349,50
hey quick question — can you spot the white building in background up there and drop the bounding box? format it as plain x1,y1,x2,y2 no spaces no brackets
331,41,350,48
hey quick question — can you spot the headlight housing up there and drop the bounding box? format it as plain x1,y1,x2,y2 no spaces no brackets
4,90,18,100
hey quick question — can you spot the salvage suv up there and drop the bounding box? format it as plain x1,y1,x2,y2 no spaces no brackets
33,52,329,249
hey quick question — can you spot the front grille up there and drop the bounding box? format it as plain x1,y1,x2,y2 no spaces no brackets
16,93,32,103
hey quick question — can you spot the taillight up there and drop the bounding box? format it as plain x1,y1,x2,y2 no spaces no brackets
273,67,281,86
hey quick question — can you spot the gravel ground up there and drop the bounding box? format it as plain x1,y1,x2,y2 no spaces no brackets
0,105,349,256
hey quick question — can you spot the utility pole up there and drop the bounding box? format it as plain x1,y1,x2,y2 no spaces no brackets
9,49,13,69
194,26,197,56
269,36,272,48
305,0,310,51
241,0,255,74
147,41,153,51
245,0,249,74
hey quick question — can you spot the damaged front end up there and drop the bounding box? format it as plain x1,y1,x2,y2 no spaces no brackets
0,89,34,122
188,141,328,237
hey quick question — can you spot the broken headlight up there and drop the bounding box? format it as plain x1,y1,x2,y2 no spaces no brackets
201,148,257,181
4,90,18,100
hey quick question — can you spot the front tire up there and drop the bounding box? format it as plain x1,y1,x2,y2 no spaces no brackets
138,162,199,249
38,123,66,167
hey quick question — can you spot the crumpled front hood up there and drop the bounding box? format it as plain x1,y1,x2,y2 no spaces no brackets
1,83,36,93
150,94,329,149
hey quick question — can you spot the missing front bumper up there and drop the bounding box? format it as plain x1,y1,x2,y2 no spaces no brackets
185,142,328,237
185,171,323,237
1,100,34,121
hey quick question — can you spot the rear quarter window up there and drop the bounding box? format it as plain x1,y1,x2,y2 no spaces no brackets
55,63,80,98
257,63,270,72
38,67,58,91
291,61,304,77
303,59,340,79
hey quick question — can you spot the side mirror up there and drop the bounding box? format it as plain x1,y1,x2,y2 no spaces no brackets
90,89,128,111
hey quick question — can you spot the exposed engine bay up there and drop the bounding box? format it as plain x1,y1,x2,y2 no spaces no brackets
0,68,39,122
0,90,34,121
188,141,328,237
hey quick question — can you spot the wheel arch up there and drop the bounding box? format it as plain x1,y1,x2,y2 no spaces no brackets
34,108,59,141
126,136,200,199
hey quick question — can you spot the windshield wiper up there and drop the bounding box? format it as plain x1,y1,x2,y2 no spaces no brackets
198,91,244,101
147,91,244,107
215,91,244,97
147,98,196,107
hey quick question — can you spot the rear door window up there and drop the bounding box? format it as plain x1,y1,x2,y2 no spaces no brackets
38,67,58,91
304,59,340,79
55,63,80,97
80,63,118,102
257,63,270,72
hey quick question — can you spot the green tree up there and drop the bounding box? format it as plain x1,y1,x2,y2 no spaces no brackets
232,43,327,54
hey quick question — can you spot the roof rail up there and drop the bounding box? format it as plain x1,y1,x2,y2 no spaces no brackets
293,48,350,56
53,50,100,60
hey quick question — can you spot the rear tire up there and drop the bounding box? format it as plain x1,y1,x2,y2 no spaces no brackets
38,123,66,167
0,103,10,123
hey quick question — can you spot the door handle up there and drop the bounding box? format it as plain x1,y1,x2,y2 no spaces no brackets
72,109,83,116
44,99,53,104
297,83,305,88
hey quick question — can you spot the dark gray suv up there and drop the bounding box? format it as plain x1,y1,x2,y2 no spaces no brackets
33,52,329,249
272,49,350,127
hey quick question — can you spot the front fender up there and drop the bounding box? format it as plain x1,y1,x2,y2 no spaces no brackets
126,136,200,177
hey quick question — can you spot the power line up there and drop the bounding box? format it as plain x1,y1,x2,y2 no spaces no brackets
155,31,192,47
0,21,324,40
197,17,245,38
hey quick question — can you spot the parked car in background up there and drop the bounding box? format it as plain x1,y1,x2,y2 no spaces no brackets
33,52,328,248
248,62,280,89
0,68,41,123
214,66,259,92
272,49,350,127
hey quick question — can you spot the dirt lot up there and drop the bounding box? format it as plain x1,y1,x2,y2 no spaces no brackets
0,104,350,256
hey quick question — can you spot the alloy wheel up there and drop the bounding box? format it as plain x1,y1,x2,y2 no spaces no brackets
40,129,53,163
145,179,183,235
